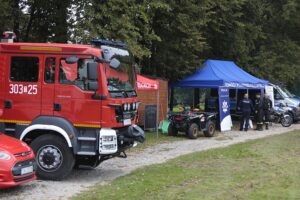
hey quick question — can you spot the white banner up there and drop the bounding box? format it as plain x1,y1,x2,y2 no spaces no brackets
265,85,274,107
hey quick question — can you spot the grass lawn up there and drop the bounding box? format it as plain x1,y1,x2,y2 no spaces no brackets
74,131,300,200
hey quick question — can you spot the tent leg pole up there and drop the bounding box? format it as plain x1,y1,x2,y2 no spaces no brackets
170,88,174,111
194,88,200,109
157,90,159,138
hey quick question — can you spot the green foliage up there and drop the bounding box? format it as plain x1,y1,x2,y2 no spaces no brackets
0,0,72,42
0,0,13,32
141,0,209,81
76,0,167,59
0,0,299,89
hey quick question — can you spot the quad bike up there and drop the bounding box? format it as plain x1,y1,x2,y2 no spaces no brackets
167,111,217,139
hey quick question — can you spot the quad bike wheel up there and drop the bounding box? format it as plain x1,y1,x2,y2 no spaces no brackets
187,123,199,139
203,120,216,137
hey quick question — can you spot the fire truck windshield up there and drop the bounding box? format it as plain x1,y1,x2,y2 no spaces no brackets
101,45,136,98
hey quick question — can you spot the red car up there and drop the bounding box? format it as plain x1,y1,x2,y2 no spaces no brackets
0,133,36,189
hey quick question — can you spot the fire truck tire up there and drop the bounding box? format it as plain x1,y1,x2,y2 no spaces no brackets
187,123,199,139
31,134,75,180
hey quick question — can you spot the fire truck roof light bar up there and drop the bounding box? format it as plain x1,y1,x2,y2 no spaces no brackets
91,39,128,48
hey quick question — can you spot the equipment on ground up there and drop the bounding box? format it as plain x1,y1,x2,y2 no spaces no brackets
167,111,217,139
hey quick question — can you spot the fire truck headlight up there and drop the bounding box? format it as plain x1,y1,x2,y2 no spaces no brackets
124,103,130,111
127,103,130,111
133,102,136,110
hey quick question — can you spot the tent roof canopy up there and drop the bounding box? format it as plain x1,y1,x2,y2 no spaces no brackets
172,59,268,89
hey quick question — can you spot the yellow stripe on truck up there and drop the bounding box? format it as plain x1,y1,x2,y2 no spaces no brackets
73,124,101,128
20,46,62,52
0,119,31,124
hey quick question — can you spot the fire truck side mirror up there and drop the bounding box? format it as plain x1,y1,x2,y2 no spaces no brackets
110,58,120,69
87,62,99,91
87,62,98,80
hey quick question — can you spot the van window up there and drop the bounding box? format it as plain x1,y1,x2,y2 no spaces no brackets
59,58,95,91
10,57,39,82
44,58,56,84
274,88,283,100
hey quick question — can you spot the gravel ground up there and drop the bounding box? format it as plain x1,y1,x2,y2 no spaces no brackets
1,123,300,200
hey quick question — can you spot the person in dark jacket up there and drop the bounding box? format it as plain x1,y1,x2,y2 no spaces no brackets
263,94,273,130
254,93,264,131
239,93,254,131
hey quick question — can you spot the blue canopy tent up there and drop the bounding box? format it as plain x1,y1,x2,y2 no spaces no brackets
170,59,269,131
171,60,268,89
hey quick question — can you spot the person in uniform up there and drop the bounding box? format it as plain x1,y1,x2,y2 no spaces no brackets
239,93,254,131
254,93,264,131
263,94,273,130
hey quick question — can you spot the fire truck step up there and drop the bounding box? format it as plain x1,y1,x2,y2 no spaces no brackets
77,151,96,156
77,137,97,141
4,128,16,132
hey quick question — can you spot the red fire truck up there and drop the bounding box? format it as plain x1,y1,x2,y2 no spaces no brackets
0,32,145,180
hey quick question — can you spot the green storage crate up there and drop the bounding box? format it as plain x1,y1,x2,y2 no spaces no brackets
159,120,170,135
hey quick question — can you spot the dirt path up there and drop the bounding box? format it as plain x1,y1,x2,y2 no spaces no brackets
1,124,300,200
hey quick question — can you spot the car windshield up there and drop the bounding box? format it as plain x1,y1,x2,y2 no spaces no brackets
278,87,297,98
101,45,136,98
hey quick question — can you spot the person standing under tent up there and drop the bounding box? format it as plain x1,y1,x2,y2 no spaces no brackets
263,94,273,130
254,93,264,131
238,93,254,131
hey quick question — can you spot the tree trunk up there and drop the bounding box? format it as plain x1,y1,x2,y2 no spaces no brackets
12,0,20,40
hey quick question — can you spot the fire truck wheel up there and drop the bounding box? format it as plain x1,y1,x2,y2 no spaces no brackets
31,134,75,180
187,123,199,139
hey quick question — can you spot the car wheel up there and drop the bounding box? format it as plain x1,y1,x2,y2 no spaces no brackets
187,123,199,139
31,134,74,180
203,120,216,137
168,124,178,136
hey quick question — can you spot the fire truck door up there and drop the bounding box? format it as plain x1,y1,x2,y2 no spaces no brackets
54,57,101,127
3,55,42,123
41,56,56,115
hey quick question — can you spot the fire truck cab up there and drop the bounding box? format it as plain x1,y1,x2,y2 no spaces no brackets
0,35,144,180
